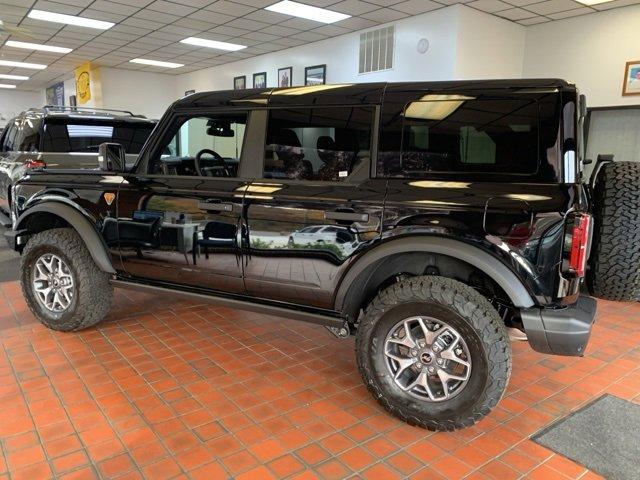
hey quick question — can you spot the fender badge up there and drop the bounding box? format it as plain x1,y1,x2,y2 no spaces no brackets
104,192,115,206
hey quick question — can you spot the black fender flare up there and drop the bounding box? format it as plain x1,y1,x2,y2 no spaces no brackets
16,200,116,274
334,236,535,316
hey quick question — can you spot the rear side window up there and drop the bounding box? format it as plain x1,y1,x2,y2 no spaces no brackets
42,120,154,154
1,121,18,152
18,118,41,151
378,96,545,178
264,106,373,181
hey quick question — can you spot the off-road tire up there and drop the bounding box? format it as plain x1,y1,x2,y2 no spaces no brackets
589,161,640,301
356,275,511,431
21,228,113,331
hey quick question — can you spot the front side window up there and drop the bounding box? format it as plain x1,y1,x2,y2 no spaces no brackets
378,96,544,178
264,106,373,181
42,120,154,154
149,113,247,177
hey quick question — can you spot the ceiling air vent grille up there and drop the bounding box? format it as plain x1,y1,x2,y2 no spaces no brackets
359,25,394,74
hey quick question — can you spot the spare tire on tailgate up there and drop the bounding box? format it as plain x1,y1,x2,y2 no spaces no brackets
588,161,640,301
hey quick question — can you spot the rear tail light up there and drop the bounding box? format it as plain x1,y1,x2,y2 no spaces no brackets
25,159,46,170
565,213,591,277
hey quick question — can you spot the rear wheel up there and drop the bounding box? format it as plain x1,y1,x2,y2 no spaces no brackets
589,161,640,301
21,228,113,331
356,275,511,431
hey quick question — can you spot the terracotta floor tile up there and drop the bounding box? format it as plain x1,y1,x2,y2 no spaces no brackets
0,287,632,480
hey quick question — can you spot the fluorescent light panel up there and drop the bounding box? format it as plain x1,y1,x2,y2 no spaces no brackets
129,58,183,68
265,0,350,23
0,59,47,70
0,74,29,80
575,0,614,4
180,37,247,51
0,84,17,89
27,9,114,30
5,40,72,54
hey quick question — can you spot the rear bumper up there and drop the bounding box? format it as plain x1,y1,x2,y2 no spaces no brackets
520,295,597,356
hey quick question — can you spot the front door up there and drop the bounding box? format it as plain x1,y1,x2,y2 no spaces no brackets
115,111,252,294
243,105,385,310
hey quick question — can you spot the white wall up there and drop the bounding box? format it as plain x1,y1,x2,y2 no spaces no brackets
455,6,525,79
176,5,462,95
99,68,177,119
524,4,640,107
0,90,42,127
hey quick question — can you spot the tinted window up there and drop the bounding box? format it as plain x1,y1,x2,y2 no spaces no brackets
18,117,41,151
149,113,247,177
42,120,153,154
264,106,373,181
378,96,548,178
1,121,19,152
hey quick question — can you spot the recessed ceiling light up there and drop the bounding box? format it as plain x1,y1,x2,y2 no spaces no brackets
129,58,184,69
0,84,17,89
0,59,47,70
27,9,114,30
575,0,614,4
180,37,247,52
0,73,29,81
265,0,351,23
5,40,72,54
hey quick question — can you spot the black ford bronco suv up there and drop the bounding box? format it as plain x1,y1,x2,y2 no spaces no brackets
5,80,640,431
0,106,156,224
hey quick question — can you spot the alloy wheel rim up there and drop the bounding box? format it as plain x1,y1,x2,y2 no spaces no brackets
32,253,75,313
383,316,472,402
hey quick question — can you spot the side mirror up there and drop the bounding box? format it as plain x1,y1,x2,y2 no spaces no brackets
98,142,125,172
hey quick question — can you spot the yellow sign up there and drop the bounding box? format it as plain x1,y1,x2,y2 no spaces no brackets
75,62,92,104
103,192,115,206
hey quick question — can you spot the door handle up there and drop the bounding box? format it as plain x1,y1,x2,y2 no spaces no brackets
198,201,233,212
324,210,369,223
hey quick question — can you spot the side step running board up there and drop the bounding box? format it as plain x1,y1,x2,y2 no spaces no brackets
111,279,346,329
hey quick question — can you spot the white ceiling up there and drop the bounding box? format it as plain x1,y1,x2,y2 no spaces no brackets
0,0,638,90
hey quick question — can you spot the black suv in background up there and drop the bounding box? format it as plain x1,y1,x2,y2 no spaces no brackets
0,106,156,223
5,81,640,430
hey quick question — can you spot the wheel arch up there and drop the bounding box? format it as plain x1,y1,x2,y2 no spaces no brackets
334,236,535,321
16,200,116,274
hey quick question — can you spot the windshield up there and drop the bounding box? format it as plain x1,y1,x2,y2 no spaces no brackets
42,119,154,154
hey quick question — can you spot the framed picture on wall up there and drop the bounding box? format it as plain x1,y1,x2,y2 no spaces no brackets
253,72,267,89
278,67,292,87
305,64,326,86
622,61,640,96
234,75,246,90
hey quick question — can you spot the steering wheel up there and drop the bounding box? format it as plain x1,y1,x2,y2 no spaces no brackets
194,148,224,177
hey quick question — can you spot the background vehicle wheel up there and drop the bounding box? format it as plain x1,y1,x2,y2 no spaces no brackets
356,275,511,431
589,161,640,301
21,228,113,331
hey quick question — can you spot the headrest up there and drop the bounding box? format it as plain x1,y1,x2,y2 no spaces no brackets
317,136,335,151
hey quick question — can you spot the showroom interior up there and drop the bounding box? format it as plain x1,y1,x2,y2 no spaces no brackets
1,0,640,479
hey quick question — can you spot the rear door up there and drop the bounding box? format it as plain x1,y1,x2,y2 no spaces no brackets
116,110,254,294
243,104,385,309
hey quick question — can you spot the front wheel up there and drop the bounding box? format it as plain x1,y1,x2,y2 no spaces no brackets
356,275,511,431
21,228,113,331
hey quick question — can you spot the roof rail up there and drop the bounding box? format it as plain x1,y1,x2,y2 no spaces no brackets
41,105,146,118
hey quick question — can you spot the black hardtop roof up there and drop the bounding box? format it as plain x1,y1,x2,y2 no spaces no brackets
174,79,574,110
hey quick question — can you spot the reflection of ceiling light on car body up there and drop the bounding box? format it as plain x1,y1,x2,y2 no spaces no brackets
236,184,282,194
129,58,183,68
0,59,47,70
180,37,247,51
404,94,475,121
505,194,552,201
271,84,353,95
411,199,465,206
5,40,72,54
409,180,470,189
265,1,351,23
28,9,114,29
